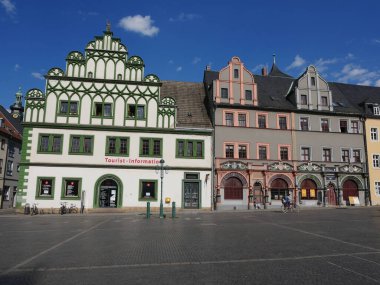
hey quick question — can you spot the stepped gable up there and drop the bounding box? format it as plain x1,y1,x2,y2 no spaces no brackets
161,81,212,128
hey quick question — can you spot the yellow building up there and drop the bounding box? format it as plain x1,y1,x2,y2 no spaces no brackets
366,117,380,205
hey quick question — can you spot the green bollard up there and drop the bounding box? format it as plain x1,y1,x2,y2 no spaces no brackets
172,201,176,218
147,202,151,219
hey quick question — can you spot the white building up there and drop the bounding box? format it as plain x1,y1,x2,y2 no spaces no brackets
17,26,213,212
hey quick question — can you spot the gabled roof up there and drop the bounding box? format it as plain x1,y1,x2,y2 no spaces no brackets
160,81,212,129
268,63,293,78
0,105,23,141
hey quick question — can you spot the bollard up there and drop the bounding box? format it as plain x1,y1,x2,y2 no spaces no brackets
172,201,176,218
146,202,151,219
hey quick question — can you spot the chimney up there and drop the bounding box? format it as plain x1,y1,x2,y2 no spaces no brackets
206,65,211,71
261,67,267,76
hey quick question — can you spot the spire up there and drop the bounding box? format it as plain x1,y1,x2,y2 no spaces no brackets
106,20,111,32
268,54,293,78
10,87,24,121
273,53,276,65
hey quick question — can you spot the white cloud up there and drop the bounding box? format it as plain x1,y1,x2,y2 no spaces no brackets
176,66,182,72
346,53,354,60
251,64,265,73
14,64,20,71
337,63,379,84
286,55,306,70
313,58,338,73
0,0,15,15
372,39,380,44
169,13,200,22
31,72,44,80
118,15,159,37
358,80,372,86
375,79,380,87
192,57,201,64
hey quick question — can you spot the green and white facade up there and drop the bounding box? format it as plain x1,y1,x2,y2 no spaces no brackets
17,27,213,211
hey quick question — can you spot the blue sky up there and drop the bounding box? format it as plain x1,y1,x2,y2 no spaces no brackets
1,0,380,109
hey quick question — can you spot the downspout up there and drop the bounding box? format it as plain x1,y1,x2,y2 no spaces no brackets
361,115,371,206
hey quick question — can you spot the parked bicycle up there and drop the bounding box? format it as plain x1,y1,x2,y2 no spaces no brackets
281,202,300,213
30,203,39,216
59,202,78,215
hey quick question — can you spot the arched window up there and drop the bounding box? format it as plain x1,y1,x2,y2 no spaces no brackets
117,74,122,80
88,72,93,78
270,178,288,200
342,180,358,202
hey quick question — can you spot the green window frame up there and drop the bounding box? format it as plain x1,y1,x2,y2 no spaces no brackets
36,177,55,199
105,137,129,156
69,135,94,155
61,177,82,200
176,139,204,159
93,102,113,117
127,104,146,120
138,179,158,201
139,138,162,157
59,100,79,116
37,134,63,154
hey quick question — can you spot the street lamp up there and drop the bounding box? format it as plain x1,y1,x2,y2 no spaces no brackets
156,159,169,218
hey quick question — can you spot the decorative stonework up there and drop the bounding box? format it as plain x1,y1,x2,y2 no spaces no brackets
339,165,363,173
220,161,247,170
298,162,321,172
267,162,293,171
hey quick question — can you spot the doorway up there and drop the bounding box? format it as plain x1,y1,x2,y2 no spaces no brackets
99,179,118,208
184,182,200,209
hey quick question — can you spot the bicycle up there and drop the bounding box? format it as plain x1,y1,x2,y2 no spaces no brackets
30,203,39,216
281,202,300,213
59,202,78,215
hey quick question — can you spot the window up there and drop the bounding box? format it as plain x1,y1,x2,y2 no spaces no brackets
258,115,266,128
139,180,158,201
62,178,81,199
225,145,234,158
140,138,162,157
301,147,310,161
351,120,359,134
37,177,55,198
311,77,316,86
353,149,361,162
69,135,93,155
234,69,239,78
279,116,287,130
342,149,350,162
258,146,267,160
1,139,5,150
300,117,309,131
221,88,228,99
0,159,2,174
238,145,247,159
323,148,332,162
225,113,234,126
59,101,78,115
374,106,380,115
8,145,14,158
245,90,252,100
117,74,122,80
301,95,308,105
88,72,93,78
280,147,289,160
371,128,378,141
321,119,329,132
6,160,13,176
176,140,204,158
238,114,246,127
127,105,145,119
38,134,63,153
94,103,112,117
106,137,129,156
321,96,328,106
375,182,380,195
340,120,348,133
373,154,380,168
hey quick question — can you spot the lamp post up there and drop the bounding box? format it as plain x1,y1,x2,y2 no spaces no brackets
157,159,168,218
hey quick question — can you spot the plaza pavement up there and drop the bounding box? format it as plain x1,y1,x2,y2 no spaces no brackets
0,207,380,284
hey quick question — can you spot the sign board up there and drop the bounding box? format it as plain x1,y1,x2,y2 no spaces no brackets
349,196,360,206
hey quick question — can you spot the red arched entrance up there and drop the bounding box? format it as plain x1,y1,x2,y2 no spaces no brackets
270,178,288,200
342,179,358,201
326,183,336,206
224,177,243,200
300,179,317,200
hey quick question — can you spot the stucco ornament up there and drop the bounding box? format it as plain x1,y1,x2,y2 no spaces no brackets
339,165,363,173
268,162,293,171
221,161,247,170
298,162,321,171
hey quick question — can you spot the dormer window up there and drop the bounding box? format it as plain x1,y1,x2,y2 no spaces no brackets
234,69,239,79
88,72,93,78
311,77,316,86
301,95,308,105
374,106,380,115
321,96,328,106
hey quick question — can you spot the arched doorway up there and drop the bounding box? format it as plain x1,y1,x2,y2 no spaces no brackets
326,183,336,206
94,175,123,208
270,178,288,201
253,182,264,204
300,179,317,200
224,177,243,200
342,179,358,203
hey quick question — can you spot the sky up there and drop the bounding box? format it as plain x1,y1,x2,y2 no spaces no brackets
1,0,380,109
